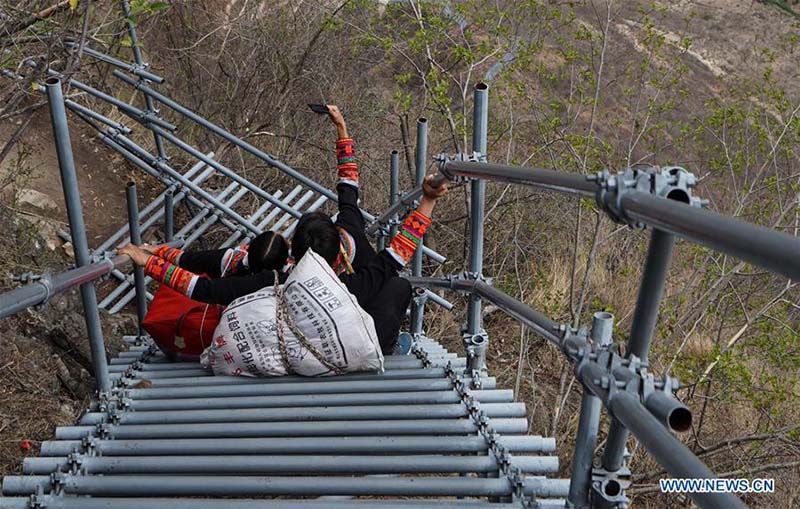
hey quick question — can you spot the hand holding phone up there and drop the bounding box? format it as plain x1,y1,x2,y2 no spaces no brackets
308,103,330,115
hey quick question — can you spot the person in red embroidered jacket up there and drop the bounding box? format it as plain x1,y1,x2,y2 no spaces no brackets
121,105,448,353
120,231,289,303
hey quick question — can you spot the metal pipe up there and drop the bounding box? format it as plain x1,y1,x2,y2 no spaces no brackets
365,186,425,236
612,391,744,508
0,497,532,509
628,230,675,364
108,358,467,381
76,402,526,425
99,130,260,233
423,289,455,310
440,159,596,198
148,124,303,219
108,355,456,373
284,195,327,237
93,157,211,253
125,182,148,333
51,223,159,307
378,150,402,251
579,362,746,509
591,311,614,345
602,230,674,472
67,43,164,83
568,312,614,508
224,187,293,245
112,69,336,199
464,83,489,373
123,389,513,411
24,453,558,475
412,117,428,277
100,179,242,311
124,377,486,399
119,0,168,159
109,71,450,265
467,83,488,335
257,187,301,227
120,0,145,62
644,390,692,433
621,190,800,281
407,277,563,346
99,178,242,310
410,118,428,335
39,67,175,131
1,67,135,136
45,78,110,393
39,435,552,457
107,185,250,313
119,368,486,387
164,190,174,241
108,357,465,379
390,149,400,239
567,389,602,508
64,99,131,134
1,474,569,498
0,256,129,319
54,418,528,440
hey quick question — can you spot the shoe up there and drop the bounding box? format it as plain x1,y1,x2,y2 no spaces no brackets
392,332,413,356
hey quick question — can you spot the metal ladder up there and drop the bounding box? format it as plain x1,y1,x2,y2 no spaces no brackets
0,335,568,508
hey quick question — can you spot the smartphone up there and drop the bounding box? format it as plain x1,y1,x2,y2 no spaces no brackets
308,103,330,115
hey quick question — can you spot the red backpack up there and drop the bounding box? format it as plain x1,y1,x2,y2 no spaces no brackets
142,284,223,361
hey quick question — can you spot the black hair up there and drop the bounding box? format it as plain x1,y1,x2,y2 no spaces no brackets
291,211,339,265
247,231,289,274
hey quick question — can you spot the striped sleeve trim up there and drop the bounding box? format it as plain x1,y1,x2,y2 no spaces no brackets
220,246,250,277
336,138,359,188
386,210,432,266
145,255,199,297
155,245,183,265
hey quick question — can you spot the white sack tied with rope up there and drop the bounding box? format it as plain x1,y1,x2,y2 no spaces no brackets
200,250,384,376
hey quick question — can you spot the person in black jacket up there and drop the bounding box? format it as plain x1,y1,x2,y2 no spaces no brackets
121,106,447,353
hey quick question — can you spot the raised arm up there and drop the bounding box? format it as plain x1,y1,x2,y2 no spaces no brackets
385,175,446,267
326,105,364,232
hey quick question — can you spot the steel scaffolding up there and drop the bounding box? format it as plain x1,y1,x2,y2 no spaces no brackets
2,9,793,507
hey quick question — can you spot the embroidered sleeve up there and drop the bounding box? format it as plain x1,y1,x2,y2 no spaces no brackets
386,210,432,266
154,245,183,265
336,137,358,188
220,246,250,277
145,255,200,297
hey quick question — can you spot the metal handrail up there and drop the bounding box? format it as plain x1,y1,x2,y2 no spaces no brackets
0,255,131,320
404,276,745,509
438,158,800,281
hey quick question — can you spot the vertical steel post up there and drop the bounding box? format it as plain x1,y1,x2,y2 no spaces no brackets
45,78,110,394
389,149,401,235
126,182,148,334
164,190,174,242
568,312,614,509
379,150,402,251
410,119,428,337
120,0,167,160
601,230,675,472
465,83,489,372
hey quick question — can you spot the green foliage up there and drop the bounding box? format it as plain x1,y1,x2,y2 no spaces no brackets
125,0,170,29
130,0,170,15
760,0,800,19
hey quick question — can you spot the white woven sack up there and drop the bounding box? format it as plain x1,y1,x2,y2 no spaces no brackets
200,250,384,376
